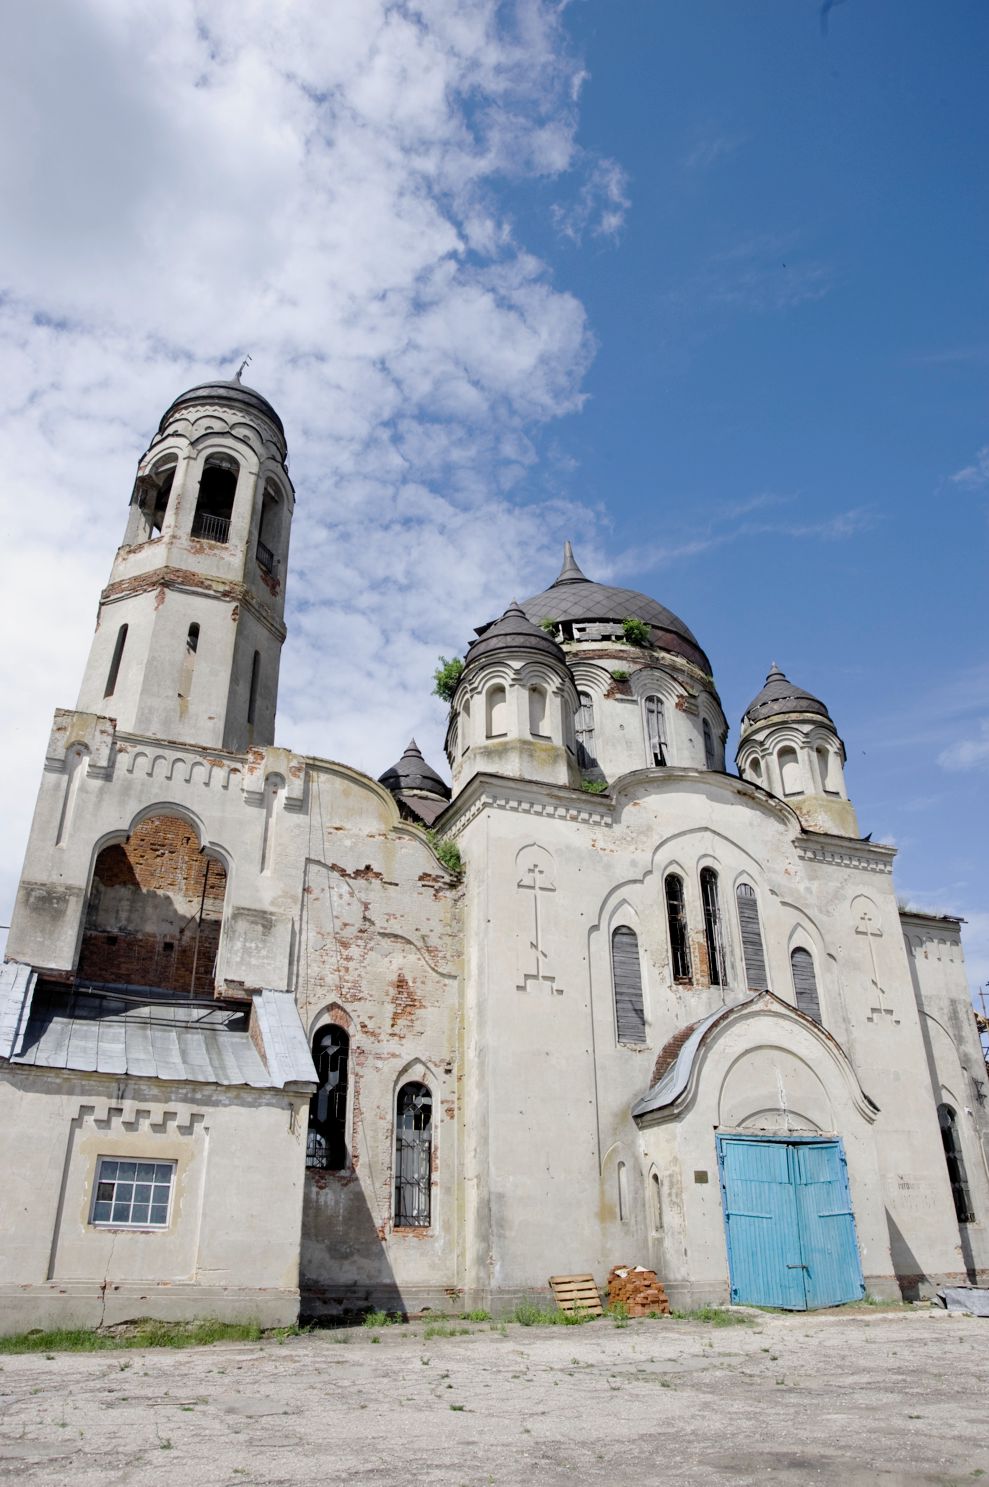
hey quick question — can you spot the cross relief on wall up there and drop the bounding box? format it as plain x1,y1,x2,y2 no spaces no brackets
516,846,562,995
854,900,899,1025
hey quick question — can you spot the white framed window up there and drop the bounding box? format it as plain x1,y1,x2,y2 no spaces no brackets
90,1158,175,1228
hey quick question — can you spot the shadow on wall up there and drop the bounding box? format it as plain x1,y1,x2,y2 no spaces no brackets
300,1171,402,1320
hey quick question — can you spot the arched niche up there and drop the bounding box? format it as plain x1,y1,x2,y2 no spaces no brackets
78,812,227,996
719,1045,834,1134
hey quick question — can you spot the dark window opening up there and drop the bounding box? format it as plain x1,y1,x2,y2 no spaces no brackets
700,867,726,987
395,1081,432,1228
938,1104,974,1224
256,482,280,575
736,884,768,990
192,456,238,543
791,946,822,1024
307,1026,350,1171
104,624,128,698
247,651,261,728
133,461,175,539
187,623,200,654
645,695,666,766
665,873,691,982
703,719,717,771
576,691,597,769
612,926,646,1044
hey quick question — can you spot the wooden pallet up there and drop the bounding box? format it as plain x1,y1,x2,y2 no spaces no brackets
548,1273,604,1317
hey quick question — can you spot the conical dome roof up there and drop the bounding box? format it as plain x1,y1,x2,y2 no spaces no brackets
378,739,451,800
464,600,566,670
519,543,710,672
161,378,284,437
743,664,832,726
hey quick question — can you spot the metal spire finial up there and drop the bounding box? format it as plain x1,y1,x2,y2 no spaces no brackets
234,354,252,384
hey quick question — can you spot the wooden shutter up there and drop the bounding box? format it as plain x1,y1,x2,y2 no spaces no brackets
645,696,666,765
791,948,821,1024
736,885,768,990
612,927,646,1044
703,719,716,770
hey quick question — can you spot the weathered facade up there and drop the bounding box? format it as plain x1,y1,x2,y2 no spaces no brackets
1,378,986,1333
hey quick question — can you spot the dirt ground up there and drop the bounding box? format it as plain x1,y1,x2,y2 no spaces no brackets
0,1308,986,1486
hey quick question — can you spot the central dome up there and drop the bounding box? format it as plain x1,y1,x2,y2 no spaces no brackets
160,378,284,437
520,543,710,673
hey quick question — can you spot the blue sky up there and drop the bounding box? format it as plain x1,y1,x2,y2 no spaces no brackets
0,0,984,993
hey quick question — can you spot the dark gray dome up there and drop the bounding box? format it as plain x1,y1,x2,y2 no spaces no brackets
520,543,710,672
464,600,566,671
743,664,832,726
378,739,451,800
161,379,284,437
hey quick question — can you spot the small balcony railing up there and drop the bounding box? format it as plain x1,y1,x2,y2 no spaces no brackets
256,539,275,575
191,512,230,543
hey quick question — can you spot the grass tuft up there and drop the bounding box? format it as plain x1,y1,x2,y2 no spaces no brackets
669,1307,753,1327
0,1319,286,1354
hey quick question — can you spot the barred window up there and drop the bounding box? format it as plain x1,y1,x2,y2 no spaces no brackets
91,1158,174,1228
307,1025,350,1171
395,1082,432,1228
665,874,691,982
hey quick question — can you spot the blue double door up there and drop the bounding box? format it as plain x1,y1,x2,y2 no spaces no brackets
717,1136,865,1310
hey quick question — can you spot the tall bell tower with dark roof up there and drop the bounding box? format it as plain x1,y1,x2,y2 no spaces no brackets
75,378,294,752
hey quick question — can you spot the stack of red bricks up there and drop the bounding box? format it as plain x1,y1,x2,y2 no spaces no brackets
607,1265,670,1317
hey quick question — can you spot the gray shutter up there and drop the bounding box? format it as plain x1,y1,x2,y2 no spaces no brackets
612,927,646,1044
736,885,768,990
791,948,821,1024
703,719,716,770
645,696,666,765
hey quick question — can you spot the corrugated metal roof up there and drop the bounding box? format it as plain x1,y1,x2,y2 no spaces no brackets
742,664,832,726
8,982,313,1091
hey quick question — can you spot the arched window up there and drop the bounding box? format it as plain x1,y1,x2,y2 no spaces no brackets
178,623,200,704
736,884,768,990
256,480,280,575
247,651,261,728
104,624,128,699
528,684,549,738
644,695,667,767
791,947,822,1023
132,456,176,540
664,874,691,982
611,926,646,1045
576,691,596,768
617,1161,628,1222
192,454,239,543
486,685,507,738
699,867,726,987
749,757,763,784
651,1172,662,1231
395,1082,432,1228
778,746,802,796
461,696,471,755
816,746,838,794
703,719,717,770
938,1104,974,1223
307,1026,350,1171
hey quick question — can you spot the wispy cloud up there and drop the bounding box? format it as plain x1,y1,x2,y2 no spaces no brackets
682,130,746,172
949,445,989,490
552,157,630,244
671,233,833,317
938,720,989,773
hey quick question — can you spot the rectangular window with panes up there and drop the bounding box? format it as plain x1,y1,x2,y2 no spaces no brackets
90,1159,175,1228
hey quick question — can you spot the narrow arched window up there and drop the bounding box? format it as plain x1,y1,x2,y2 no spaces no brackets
611,926,646,1045
307,1026,350,1171
749,757,763,784
703,719,716,770
528,684,549,738
256,481,280,575
665,874,691,982
791,947,822,1023
700,867,726,987
938,1104,974,1223
192,454,239,543
395,1082,432,1228
651,1172,662,1231
778,746,802,796
247,650,261,727
617,1161,628,1222
461,696,471,754
644,695,666,766
486,685,507,738
817,745,838,794
576,691,596,768
179,623,200,703
104,624,128,698
736,884,768,990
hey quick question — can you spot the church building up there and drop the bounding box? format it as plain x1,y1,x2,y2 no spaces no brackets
1,377,986,1331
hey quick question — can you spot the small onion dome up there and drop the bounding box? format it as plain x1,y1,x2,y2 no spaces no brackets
742,663,833,727
378,739,451,801
519,541,711,673
464,599,566,671
160,379,284,437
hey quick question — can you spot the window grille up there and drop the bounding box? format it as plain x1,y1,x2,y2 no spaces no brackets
938,1104,974,1223
700,867,727,987
644,695,666,766
665,874,691,982
611,926,646,1044
395,1082,432,1228
307,1026,349,1171
90,1159,174,1228
736,884,768,990
791,947,822,1023
576,691,597,768
703,719,717,770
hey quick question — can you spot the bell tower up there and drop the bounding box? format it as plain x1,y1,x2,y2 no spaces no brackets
76,377,294,752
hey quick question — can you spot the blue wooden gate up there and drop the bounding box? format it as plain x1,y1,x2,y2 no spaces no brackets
717,1136,864,1310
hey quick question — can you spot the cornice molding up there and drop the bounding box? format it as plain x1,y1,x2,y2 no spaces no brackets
794,834,896,874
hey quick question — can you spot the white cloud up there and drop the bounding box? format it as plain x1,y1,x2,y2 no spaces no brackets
938,720,989,773
949,445,989,490
0,0,618,923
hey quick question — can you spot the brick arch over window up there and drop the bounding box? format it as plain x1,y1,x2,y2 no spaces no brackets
78,813,227,996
